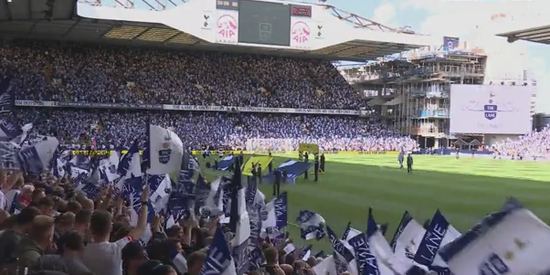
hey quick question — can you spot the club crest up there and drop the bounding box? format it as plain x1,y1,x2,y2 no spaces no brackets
158,130,172,164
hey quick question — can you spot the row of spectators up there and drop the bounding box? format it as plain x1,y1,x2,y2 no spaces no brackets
13,108,418,152
492,126,550,159
1,40,365,110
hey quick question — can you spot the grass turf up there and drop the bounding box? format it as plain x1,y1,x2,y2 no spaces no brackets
198,153,550,252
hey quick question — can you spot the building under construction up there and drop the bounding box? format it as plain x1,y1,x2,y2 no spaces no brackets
345,51,488,148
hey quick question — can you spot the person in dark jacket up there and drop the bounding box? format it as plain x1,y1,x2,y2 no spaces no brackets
273,170,281,197
60,230,93,275
257,164,262,184
398,150,404,169
17,215,56,275
320,153,325,172
314,155,319,182
0,206,40,265
407,153,413,174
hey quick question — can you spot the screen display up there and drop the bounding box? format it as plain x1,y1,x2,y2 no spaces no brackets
238,0,291,46
449,85,533,134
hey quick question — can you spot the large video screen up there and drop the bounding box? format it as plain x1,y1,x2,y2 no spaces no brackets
238,0,291,46
449,85,533,134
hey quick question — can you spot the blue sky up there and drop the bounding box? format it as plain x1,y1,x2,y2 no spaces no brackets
123,0,550,112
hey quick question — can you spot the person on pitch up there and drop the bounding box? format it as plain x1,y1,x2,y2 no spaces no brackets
257,163,262,184
398,150,404,169
407,153,414,174
320,153,325,173
314,154,319,182
273,169,281,196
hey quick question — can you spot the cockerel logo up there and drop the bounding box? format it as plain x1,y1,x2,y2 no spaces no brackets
291,21,310,45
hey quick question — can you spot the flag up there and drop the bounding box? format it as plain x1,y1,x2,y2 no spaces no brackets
0,75,12,115
413,210,461,274
342,222,352,240
300,244,313,261
241,156,273,177
99,151,120,183
117,140,140,177
228,159,250,275
296,210,326,240
439,199,550,275
149,174,171,214
390,211,426,262
200,227,237,275
147,124,184,175
326,226,357,275
312,256,338,275
263,160,312,183
18,136,59,176
0,119,22,141
0,141,20,170
217,155,237,171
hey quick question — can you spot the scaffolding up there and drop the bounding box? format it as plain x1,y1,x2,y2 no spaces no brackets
349,52,487,148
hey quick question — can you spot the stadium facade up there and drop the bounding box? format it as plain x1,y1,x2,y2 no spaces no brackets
342,39,538,148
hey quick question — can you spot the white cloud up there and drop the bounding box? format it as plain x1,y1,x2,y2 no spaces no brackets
372,1,397,26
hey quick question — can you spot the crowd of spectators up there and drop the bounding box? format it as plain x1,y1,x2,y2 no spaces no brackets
0,169,320,275
14,108,417,152
492,126,550,159
1,40,365,110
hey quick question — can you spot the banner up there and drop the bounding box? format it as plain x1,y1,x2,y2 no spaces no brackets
241,156,273,176
298,143,319,153
15,100,364,115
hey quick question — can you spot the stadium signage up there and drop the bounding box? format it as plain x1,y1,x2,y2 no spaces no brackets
15,100,364,115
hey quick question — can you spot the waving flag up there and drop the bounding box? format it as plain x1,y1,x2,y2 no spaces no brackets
218,155,237,171
228,159,251,275
440,199,550,275
200,227,237,275
147,124,184,175
326,226,358,275
390,211,426,262
0,119,22,141
342,222,362,242
18,136,59,176
414,210,460,274
99,151,120,183
300,244,313,261
312,256,338,275
296,210,326,240
117,140,141,177
149,174,171,214
0,75,12,115
0,141,20,170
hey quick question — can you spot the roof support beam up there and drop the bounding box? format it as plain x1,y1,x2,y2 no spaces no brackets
1,0,12,20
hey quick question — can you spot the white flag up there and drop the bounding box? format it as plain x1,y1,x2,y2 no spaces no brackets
440,200,550,275
147,124,184,175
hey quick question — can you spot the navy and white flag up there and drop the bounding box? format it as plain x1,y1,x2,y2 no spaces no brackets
0,75,12,115
117,140,141,177
439,199,550,275
390,211,426,262
0,119,22,141
77,182,101,200
18,136,59,176
326,226,357,275
0,141,20,170
413,210,460,274
229,160,250,275
99,151,120,183
296,210,326,240
263,160,313,183
300,244,313,261
312,256,338,275
174,152,198,219
274,192,287,229
147,124,184,175
217,155,237,171
341,222,362,243
200,227,237,275
202,176,228,216
149,174,172,214
194,174,210,213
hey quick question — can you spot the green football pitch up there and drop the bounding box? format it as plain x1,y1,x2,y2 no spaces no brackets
198,153,550,251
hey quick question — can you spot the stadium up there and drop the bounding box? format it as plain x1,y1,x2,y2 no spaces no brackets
0,0,550,274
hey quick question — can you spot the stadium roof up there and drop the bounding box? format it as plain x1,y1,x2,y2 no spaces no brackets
495,12,550,45
0,0,438,61
497,25,550,45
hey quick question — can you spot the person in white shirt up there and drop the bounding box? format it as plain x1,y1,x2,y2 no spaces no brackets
2,171,24,212
82,187,149,275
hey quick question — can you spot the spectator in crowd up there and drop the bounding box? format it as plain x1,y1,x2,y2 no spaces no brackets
0,206,40,264
60,230,93,275
16,215,55,273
